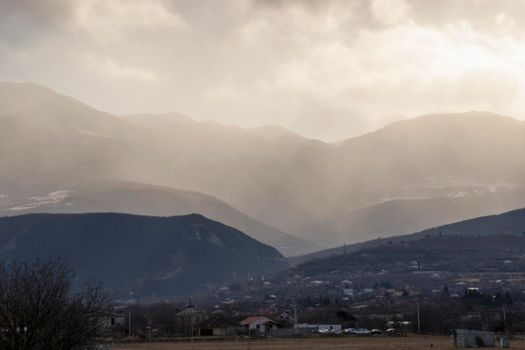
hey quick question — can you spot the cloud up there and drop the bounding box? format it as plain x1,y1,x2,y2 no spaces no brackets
203,13,525,140
2,0,525,140
83,55,159,82
73,0,187,43
371,0,412,26
0,0,72,22
0,0,186,44
236,0,359,45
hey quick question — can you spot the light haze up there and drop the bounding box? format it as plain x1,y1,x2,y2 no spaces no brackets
1,0,525,140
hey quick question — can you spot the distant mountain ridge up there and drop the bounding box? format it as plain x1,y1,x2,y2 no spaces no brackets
290,207,525,265
213,207,525,306
0,180,318,256
1,81,525,249
282,208,525,296
0,213,289,297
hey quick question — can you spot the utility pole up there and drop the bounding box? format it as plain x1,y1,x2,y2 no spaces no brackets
417,302,421,333
503,305,507,332
128,310,132,337
294,300,298,326
147,319,151,344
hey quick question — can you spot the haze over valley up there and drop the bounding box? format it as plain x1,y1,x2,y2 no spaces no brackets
1,81,525,255
2,2,525,346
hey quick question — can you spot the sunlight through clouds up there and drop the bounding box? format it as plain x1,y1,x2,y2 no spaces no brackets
1,0,525,140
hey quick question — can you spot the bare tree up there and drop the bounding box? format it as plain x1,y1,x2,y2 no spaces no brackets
0,260,110,350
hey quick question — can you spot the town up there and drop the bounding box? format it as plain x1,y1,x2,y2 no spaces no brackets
100,235,525,348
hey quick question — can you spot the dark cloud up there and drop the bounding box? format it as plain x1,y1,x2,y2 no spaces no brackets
0,0,74,45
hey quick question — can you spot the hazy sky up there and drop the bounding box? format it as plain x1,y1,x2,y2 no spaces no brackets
1,0,525,140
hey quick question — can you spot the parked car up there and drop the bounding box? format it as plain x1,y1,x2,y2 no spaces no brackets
386,328,400,336
331,329,342,335
370,329,382,335
342,328,355,335
354,328,371,335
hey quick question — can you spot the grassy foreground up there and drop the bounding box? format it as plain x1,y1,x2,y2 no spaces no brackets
110,335,525,350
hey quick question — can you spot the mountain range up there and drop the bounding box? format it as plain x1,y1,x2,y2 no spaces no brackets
291,206,525,265
0,180,315,256
0,212,289,297
257,207,525,305
179,206,525,307
1,81,525,251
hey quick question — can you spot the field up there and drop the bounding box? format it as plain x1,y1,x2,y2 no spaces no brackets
109,335,525,350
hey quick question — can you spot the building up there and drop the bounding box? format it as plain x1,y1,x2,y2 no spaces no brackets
451,329,496,348
175,300,207,337
99,312,126,336
197,315,241,337
240,316,280,336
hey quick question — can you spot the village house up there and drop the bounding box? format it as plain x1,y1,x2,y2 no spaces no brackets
101,312,126,327
99,312,126,334
197,315,241,337
175,300,207,337
240,316,280,336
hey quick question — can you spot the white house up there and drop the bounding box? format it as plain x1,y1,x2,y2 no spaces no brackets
240,316,280,335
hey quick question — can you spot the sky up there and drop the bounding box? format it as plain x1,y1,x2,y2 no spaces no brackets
1,0,525,141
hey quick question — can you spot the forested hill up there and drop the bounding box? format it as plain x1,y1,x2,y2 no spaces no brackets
0,213,289,297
